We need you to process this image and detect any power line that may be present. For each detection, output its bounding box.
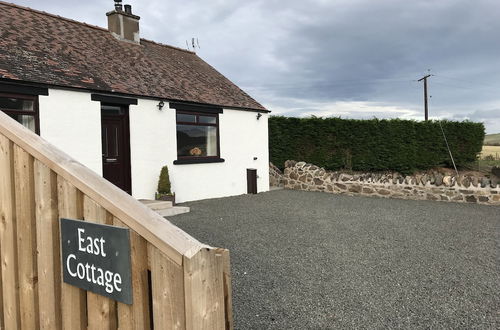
[434,74,498,90]
[243,78,414,90]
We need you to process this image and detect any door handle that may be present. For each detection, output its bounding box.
[106,158,118,163]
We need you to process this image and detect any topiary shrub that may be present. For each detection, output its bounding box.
[157,165,171,194]
[156,165,173,200]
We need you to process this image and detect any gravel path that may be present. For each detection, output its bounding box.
[170,190,500,329]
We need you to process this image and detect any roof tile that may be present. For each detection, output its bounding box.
[0,1,266,111]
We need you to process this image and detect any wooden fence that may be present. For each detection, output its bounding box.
[0,111,233,329]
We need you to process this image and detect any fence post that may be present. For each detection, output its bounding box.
[184,248,225,329]
[148,244,186,329]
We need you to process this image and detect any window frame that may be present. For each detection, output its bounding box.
[174,110,224,164]
[0,92,40,134]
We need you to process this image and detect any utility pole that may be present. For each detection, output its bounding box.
[418,74,432,121]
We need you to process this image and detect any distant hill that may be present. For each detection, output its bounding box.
[484,133,500,146]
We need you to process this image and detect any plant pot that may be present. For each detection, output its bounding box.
[156,193,175,205]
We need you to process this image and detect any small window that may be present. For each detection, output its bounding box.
[0,93,39,134]
[101,104,125,115]
[176,111,221,161]
[199,115,217,124]
[176,113,196,123]
[0,97,34,110]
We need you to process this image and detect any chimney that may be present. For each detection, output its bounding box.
[107,1,141,44]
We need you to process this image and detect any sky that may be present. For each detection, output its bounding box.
[10,0,500,133]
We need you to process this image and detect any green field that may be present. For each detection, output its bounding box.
[484,133,500,146]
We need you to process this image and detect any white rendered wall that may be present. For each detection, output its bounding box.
[168,109,270,203]
[128,99,176,199]
[38,89,270,203]
[39,89,102,174]
[130,102,270,202]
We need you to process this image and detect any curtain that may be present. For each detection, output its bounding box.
[206,126,217,156]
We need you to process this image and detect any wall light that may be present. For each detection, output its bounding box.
[157,101,165,110]
[256,113,262,120]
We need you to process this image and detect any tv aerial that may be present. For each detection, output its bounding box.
[186,38,201,51]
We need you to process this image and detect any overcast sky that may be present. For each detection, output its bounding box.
[12,0,500,133]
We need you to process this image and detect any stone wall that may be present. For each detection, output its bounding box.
[277,160,500,205]
[269,162,284,188]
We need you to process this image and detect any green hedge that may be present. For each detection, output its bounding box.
[269,116,484,174]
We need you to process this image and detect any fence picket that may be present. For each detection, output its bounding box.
[84,196,117,330]
[13,145,39,329]
[0,134,20,329]
[218,249,234,330]
[0,214,3,330]
[34,161,61,329]
[57,177,87,330]
[113,218,151,330]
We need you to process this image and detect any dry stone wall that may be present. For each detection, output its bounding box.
[269,162,284,188]
[273,160,500,206]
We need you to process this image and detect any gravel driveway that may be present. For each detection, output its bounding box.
[170,190,499,329]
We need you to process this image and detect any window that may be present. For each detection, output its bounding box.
[0,93,39,134]
[175,111,223,164]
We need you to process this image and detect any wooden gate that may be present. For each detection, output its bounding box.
[0,111,233,329]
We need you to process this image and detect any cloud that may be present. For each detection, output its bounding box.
[10,0,500,133]
[465,109,500,120]
[450,108,500,133]
[270,99,419,119]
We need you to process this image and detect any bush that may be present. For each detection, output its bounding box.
[269,116,484,174]
[157,166,171,194]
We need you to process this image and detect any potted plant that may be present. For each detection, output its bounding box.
[155,165,175,204]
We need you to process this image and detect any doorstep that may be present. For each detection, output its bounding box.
[139,199,190,217]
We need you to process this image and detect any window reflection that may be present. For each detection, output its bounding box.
[176,112,219,158]
[0,94,38,134]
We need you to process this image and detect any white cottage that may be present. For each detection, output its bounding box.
[0,1,270,203]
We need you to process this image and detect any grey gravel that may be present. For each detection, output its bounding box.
[170,190,500,330]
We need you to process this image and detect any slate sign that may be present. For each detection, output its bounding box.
[60,218,133,304]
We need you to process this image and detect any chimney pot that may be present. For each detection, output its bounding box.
[114,0,123,11]
[124,5,132,14]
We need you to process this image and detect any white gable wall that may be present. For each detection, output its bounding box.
[36,89,269,203]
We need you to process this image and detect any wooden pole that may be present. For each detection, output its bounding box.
[418,74,432,121]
